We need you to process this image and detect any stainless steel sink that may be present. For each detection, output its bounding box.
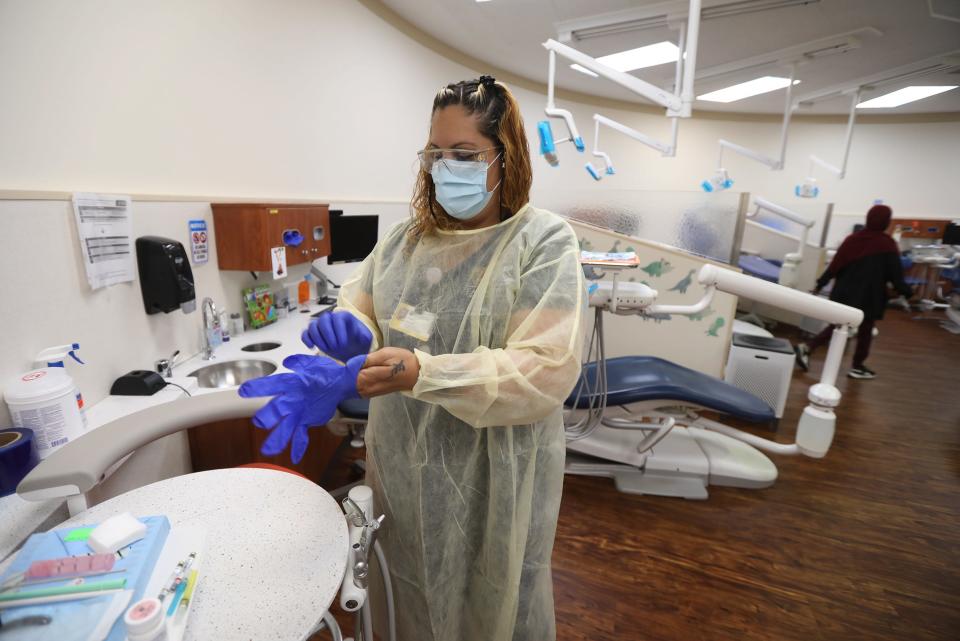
[241,341,282,352]
[188,359,276,389]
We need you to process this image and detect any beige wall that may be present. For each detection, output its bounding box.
[0,0,957,219]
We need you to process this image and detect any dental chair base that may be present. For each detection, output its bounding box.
[565,406,777,500]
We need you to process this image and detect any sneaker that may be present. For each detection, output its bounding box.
[794,343,810,371]
[848,366,876,379]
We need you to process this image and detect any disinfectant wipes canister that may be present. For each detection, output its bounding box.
[4,343,87,459]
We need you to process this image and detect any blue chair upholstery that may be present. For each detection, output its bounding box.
[901,256,926,287]
[737,255,781,283]
[566,356,775,424]
[338,398,369,420]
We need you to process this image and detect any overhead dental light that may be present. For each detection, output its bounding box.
[856,85,958,109]
[698,76,800,103]
[701,168,733,192]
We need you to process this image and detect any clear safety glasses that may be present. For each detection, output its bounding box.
[417,147,501,173]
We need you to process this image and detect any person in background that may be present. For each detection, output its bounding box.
[794,204,912,379]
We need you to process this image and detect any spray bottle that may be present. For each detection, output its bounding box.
[3,343,88,459]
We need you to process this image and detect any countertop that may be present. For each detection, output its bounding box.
[0,301,333,562]
[0,468,349,641]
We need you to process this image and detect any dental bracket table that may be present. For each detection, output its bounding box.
[0,468,349,641]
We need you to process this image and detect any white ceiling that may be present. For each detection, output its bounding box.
[379,0,960,115]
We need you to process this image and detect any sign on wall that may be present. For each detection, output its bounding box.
[189,219,209,264]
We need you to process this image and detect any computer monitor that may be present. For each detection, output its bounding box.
[943,221,960,246]
[328,214,379,264]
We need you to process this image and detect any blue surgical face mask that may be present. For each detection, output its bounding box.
[431,153,502,221]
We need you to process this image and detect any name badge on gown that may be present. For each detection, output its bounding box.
[388,303,437,342]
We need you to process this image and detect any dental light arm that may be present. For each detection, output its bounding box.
[587,114,678,180]
[544,39,684,114]
[695,265,861,457]
[539,0,702,172]
[582,19,686,181]
[717,139,781,171]
[599,265,861,458]
[705,65,797,191]
[796,88,860,197]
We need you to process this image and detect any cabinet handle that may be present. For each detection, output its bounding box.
[302,249,309,256]
[311,247,318,254]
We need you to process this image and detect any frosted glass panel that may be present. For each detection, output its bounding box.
[747,196,831,246]
[539,189,743,264]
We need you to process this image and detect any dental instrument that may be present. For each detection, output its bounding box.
[339,486,396,641]
[565,261,862,499]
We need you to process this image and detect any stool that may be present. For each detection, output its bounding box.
[334,398,369,449]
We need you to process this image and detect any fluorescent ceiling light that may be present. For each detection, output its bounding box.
[698,76,800,103]
[561,0,822,41]
[856,85,958,108]
[570,63,599,78]
[595,41,679,72]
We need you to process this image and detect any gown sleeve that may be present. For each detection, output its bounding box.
[336,236,390,353]
[410,219,586,428]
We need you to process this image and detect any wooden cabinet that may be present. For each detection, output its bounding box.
[187,417,347,484]
[211,203,331,272]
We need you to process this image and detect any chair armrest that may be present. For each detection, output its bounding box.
[17,390,263,501]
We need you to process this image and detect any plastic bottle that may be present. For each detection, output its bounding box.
[298,274,313,305]
[230,312,244,336]
[218,311,230,342]
[3,343,87,459]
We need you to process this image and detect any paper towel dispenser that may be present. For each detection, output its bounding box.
[136,236,197,314]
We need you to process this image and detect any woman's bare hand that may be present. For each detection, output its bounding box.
[356,347,420,398]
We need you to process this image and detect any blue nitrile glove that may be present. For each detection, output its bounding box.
[302,311,373,362]
[238,353,366,463]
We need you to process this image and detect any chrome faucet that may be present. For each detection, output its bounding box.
[201,297,220,360]
[155,349,180,378]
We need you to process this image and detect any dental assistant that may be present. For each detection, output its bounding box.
[325,76,583,640]
[240,76,586,639]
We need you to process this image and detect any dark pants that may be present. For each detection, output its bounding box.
[808,318,875,369]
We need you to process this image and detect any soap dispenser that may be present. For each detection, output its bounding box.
[136,236,197,314]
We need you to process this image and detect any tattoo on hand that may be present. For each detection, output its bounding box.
[389,361,406,379]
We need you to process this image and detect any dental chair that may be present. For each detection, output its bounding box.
[564,262,863,499]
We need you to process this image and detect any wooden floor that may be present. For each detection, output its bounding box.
[319,311,959,641]
[553,312,960,641]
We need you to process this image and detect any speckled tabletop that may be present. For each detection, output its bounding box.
[2,468,349,641]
